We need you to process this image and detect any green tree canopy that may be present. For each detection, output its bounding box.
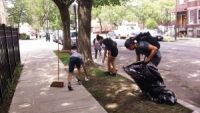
[7,0,61,30]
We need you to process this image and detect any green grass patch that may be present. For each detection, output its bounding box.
[54,50,70,65]
[0,65,23,113]
[55,51,191,113]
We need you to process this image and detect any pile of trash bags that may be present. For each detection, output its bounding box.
[123,61,177,105]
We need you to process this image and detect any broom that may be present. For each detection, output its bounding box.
[50,30,64,88]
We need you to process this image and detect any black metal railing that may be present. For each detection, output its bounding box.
[0,24,21,103]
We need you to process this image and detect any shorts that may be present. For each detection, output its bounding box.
[110,48,118,57]
[68,57,83,73]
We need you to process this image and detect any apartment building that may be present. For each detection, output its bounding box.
[176,0,200,37]
[0,0,7,24]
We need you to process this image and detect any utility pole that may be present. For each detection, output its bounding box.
[73,0,78,48]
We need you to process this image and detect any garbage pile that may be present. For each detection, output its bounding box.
[123,61,177,105]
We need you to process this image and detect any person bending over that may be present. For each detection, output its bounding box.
[101,38,118,76]
[67,51,89,91]
[124,38,161,67]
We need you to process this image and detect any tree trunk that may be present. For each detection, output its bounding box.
[98,17,102,33]
[78,0,93,63]
[52,0,73,50]
[60,8,71,50]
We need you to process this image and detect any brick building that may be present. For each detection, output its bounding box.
[0,0,7,24]
[176,0,200,37]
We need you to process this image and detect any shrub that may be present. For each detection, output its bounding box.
[146,19,158,29]
[19,33,30,40]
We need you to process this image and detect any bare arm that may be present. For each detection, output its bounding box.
[146,44,158,63]
[82,63,88,76]
[136,54,140,62]
[135,49,140,62]
[102,48,107,63]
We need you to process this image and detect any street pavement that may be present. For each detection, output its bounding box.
[9,39,107,113]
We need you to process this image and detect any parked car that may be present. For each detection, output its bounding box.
[53,30,77,48]
[52,30,62,43]
[148,30,164,41]
[70,30,77,48]
[140,29,164,41]
[106,31,117,39]
[115,25,140,39]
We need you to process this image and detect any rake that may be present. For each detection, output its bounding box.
[50,30,64,88]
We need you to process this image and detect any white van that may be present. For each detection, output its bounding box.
[115,25,140,39]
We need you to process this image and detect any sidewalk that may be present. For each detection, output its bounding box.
[9,40,107,113]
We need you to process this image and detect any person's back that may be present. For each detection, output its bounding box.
[136,41,154,56]
[71,51,83,60]
[102,38,117,51]
[135,32,160,49]
[124,38,161,67]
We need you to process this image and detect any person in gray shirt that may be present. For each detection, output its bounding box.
[125,39,161,67]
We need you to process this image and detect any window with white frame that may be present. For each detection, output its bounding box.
[179,0,184,4]
[188,10,195,24]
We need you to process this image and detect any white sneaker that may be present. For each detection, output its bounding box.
[85,76,89,81]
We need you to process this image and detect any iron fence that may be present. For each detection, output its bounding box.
[0,24,20,103]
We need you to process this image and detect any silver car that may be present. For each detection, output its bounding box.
[55,30,77,48]
[70,30,77,48]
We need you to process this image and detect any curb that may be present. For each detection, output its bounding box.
[178,100,200,113]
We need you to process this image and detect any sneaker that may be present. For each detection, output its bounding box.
[68,85,73,91]
[85,76,89,81]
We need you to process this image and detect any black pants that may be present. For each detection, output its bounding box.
[94,48,101,59]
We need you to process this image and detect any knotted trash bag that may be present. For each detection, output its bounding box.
[123,61,177,105]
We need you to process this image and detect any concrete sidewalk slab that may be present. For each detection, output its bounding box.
[9,40,107,113]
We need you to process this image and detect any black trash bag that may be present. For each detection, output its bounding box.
[123,61,177,105]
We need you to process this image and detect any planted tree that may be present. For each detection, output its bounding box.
[52,0,74,50]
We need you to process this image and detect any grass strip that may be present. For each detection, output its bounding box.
[0,65,23,113]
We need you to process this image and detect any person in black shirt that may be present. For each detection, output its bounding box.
[125,39,161,67]
[101,38,118,75]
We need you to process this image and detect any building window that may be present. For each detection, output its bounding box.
[188,30,193,37]
[179,0,184,4]
[197,30,200,37]
[188,10,195,24]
